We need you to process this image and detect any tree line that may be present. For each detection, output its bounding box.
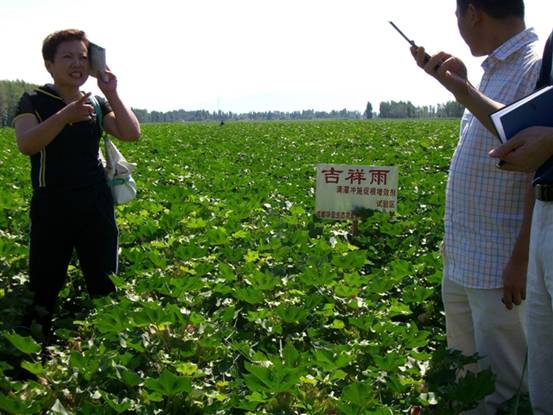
[0,80,464,127]
[377,100,465,119]
[129,100,464,123]
[0,80,38,127]
[131,108,364,123]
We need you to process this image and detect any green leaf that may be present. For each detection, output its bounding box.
[132,302,175,327]
[275,304,310,324]
[335,401,358,415]
[282,343,302,368]
[234,287,265,305]
[70,351,100,381]
[332,250,367,269]
[330,319,345,329]
[334,283,359,298]
[0,362,12,375]
[175,362,200,377]
[244,250,260,263]
[387,299,412,317]
[3,331,41,355]
[101,392,132,413]
[247,272,280,291]
[349,315,375,332]
[121,370,141,387]
[93,309,128,333]
[341,382,374,407]
[20,361,46,376]
[0,393,29,415]
[244,361,303,394]
[331,369,348,381]
[243,370,270,393]
[185,217,207,229]
[144,369,192,397]
[449,370,496,404]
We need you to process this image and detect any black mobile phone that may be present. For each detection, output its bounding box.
[389,21,431,64]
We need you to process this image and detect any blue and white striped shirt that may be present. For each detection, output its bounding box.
[443,28,542,289]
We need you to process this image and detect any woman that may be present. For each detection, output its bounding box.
[13,29,140,342]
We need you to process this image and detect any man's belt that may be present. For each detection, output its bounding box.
[535,183,553,201]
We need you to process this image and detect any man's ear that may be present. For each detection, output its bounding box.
[466,3,482,26]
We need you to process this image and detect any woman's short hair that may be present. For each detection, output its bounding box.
[42,29,89,62]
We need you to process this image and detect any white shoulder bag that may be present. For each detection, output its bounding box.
[91,95,137,205]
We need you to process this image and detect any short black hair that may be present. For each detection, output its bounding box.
[42,29,89,62]
[457,0,525,19]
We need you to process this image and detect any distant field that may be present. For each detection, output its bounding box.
[0,120,475,414]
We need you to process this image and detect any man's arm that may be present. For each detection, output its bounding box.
[502,184,534,309]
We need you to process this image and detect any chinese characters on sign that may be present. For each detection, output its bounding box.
[315,164,399,220]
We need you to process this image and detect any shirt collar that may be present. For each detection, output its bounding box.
[481,28,538,71]
[36,84,64,102]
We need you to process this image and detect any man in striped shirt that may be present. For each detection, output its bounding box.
[430,30,553,415]
[411,0,541,413]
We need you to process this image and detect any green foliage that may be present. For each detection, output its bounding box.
[0,120,494,413]
[424,347,496,414]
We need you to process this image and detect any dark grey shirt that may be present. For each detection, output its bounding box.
[533,31,553,186]
[15,85,112,190]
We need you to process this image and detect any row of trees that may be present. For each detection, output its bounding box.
[131,100,464,124]
[376,100,465,119]
[132,108,363,123]
[0,80,464,127]
[0,80,38,127]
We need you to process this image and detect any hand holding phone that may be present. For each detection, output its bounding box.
[389,21,431,64]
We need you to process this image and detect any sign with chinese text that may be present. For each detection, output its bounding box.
[315,164,398,220]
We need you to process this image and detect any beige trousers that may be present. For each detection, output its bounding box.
[527,200,553,415]
[441,277,528,414]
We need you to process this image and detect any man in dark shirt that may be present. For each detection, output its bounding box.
[488,30,553,415]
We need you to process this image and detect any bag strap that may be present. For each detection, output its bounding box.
[88,95,105,137]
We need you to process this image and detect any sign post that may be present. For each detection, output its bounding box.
[352,217,359,236]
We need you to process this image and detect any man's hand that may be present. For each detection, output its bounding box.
[489,126,553,172]
[411,46,471,101]
[501,257,527,310]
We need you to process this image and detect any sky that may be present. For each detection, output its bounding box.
[1,0,551,114]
